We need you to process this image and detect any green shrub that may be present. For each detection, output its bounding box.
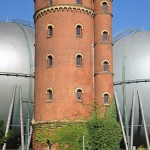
[0,119,14,148]
[86,101,122,150]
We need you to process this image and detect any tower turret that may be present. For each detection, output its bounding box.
[94,0,113,106]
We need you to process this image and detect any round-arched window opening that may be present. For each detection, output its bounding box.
[47,55,53,67]
[47,89,53,100]
[76,25,82,37]
[102,2,108,12]
[76,89,83,100]
[76,55,82,66]
[104,93,109,104]
[103,61,109,72]
[102,31,109,42]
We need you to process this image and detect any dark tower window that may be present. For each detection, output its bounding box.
[77,0,82,4]
[50,0,52,6]
[48,25,53,37]
[76,55,82,66]
[76,25,82,37]
[104,93,109,104]
[102,2,108,12]
[102,31,109,42]
[47,89,53,100]
[47,55,53,67]
[76,89,83,100]
[103,61,109,71]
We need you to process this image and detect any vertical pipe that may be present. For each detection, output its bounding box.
[26,125,33,150]
[83,136,85,150]
[20,86,25,150]
[115,92,128,150]
[130,90,135,150]
[91,44,95,99]
[2,85,17,150]
[137,90,150,150]
[25,118,30,149]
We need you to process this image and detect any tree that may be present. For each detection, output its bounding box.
[86,101,122,150]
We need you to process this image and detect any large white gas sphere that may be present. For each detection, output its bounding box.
[113,30,150,146]
[0,21,34,148]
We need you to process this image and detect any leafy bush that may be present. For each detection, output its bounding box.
[86,101,122,150]
[0,119,14,148]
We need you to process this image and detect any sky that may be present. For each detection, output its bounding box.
[0,0,150,35]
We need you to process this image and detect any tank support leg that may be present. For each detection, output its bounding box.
[26,124,33,150]
[115,92,129,150]
[130,90,135,150]
[20,86,25,150]
[2,85,17,150]
[137,90,150,150]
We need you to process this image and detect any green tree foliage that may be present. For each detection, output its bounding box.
[86,101,122,150]
[0,119,14,148]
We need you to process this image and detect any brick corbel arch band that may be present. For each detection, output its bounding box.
[34,4,94,21]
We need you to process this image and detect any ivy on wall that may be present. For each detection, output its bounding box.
[34,122,87,150]
[34,101,122,150]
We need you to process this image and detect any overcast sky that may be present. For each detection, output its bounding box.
[0,0,150,34]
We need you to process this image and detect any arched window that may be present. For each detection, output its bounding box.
[47,25,53,37]
[103,61,109,72]
[102,2,108,12]
[76,55,82,66]
[76,25,82,37]
[77,0,82,4]
[47,89,53,100]
[50,0,52,6]
[102,31,109,42]
[47,55,53,67]
[76,89,83,100]
[104,93,109,104]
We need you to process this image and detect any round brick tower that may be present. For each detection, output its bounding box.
[34,0,94,122]
[94,0,113,106]
[33,0,113,149]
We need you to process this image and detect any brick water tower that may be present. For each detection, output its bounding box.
[33,0,113,148]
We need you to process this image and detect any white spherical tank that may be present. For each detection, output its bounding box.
[113,30,150,146]
[0,21,34,148]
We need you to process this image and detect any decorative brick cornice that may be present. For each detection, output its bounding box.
[94,42,113,46]
[94,12,113,17]
[34,4,94,21]
[32,120,86,127]
[94,72,114,76]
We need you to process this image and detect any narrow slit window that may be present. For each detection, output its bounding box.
[102,2,108,12]
[77,89,83,100]
[76,55,82,66]
[104,94,109,104]
[47,89,52,100]
[48,55,53,67]
[103,61,109,71]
